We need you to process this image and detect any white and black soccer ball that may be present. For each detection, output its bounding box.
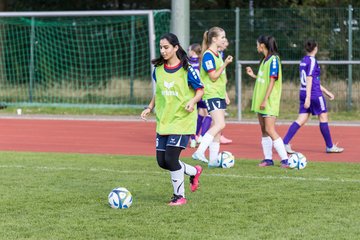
[288,152,307,170]
[108,187,133,209]
[218,151,235,168]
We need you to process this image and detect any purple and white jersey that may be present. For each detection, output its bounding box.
[299,56,322,98]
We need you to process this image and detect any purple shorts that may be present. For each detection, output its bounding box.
[299,93,327,115]
[197,99,207,109]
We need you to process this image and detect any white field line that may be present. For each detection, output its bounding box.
[1,164,360,184]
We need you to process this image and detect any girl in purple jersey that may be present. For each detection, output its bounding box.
[283,39,344,153]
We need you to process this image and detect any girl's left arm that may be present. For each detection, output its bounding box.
[320,85,334,100]
[260,77,276,110]
[260,57,279,110]
[185,66,204,112]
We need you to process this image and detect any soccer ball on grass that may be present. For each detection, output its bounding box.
[108,187,133,209]
[288,152,307,170]
[218,151,235,168]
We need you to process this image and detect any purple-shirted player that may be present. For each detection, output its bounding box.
[283,39,344,153]
[188,43,212,148]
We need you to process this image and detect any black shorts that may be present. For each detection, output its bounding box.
[156,134,190,151]
[205,98,227,112]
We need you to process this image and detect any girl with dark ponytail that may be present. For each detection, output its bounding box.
[141,33,205,206]
[151,33,189,70]
[256,35,279,63]
[246,35,289,168]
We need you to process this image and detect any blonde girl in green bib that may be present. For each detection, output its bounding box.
[192,27,233,167]
[246,35,289,168]
[141,33,204,206]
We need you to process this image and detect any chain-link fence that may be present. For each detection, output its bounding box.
[190,6,360,114]
[0,7,359,113]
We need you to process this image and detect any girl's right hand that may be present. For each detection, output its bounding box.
[225,93,231,105]
[246,67,254,77]
[140,109,151,121]
[225,55,233,65]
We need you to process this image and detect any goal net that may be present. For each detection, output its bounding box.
[0,10,170,108]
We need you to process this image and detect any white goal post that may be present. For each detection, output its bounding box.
[0,10,170,107]
[0,10,157,77]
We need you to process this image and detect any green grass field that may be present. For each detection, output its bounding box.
[1,151,360,240]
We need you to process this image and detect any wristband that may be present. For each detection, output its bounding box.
[144,106,153,110]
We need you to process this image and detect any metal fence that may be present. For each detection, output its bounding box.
[0,7,359,114]
[190,6,360,113]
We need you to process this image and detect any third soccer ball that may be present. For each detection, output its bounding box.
[218,151,235,168]
[288,152,307,170]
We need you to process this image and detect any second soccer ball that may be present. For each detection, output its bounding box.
[218,151,235,168]
[288,152,307,170]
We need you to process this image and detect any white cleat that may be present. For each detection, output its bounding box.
[208,160,221,168]
[326,144,344,153]
[192,152,209,163]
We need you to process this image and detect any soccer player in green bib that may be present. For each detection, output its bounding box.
[141,33,204,206]
[192,27,233,167]
[246,35,289,168]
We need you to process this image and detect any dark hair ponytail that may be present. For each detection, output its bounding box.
[304,39,317,53]
[151,33,189,70]
[257,35,279,62]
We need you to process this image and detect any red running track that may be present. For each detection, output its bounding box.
[0,118,358,163]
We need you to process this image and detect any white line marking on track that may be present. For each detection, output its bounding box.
[1,114,360,126]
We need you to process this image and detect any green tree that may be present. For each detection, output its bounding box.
[0,0,358,11]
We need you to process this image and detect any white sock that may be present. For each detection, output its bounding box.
[170,167,185,197]
[179,160,196,176]
[273,137,288,160]
[196,132,214,155]
[209,141,220,163]
[262,136,273,160]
